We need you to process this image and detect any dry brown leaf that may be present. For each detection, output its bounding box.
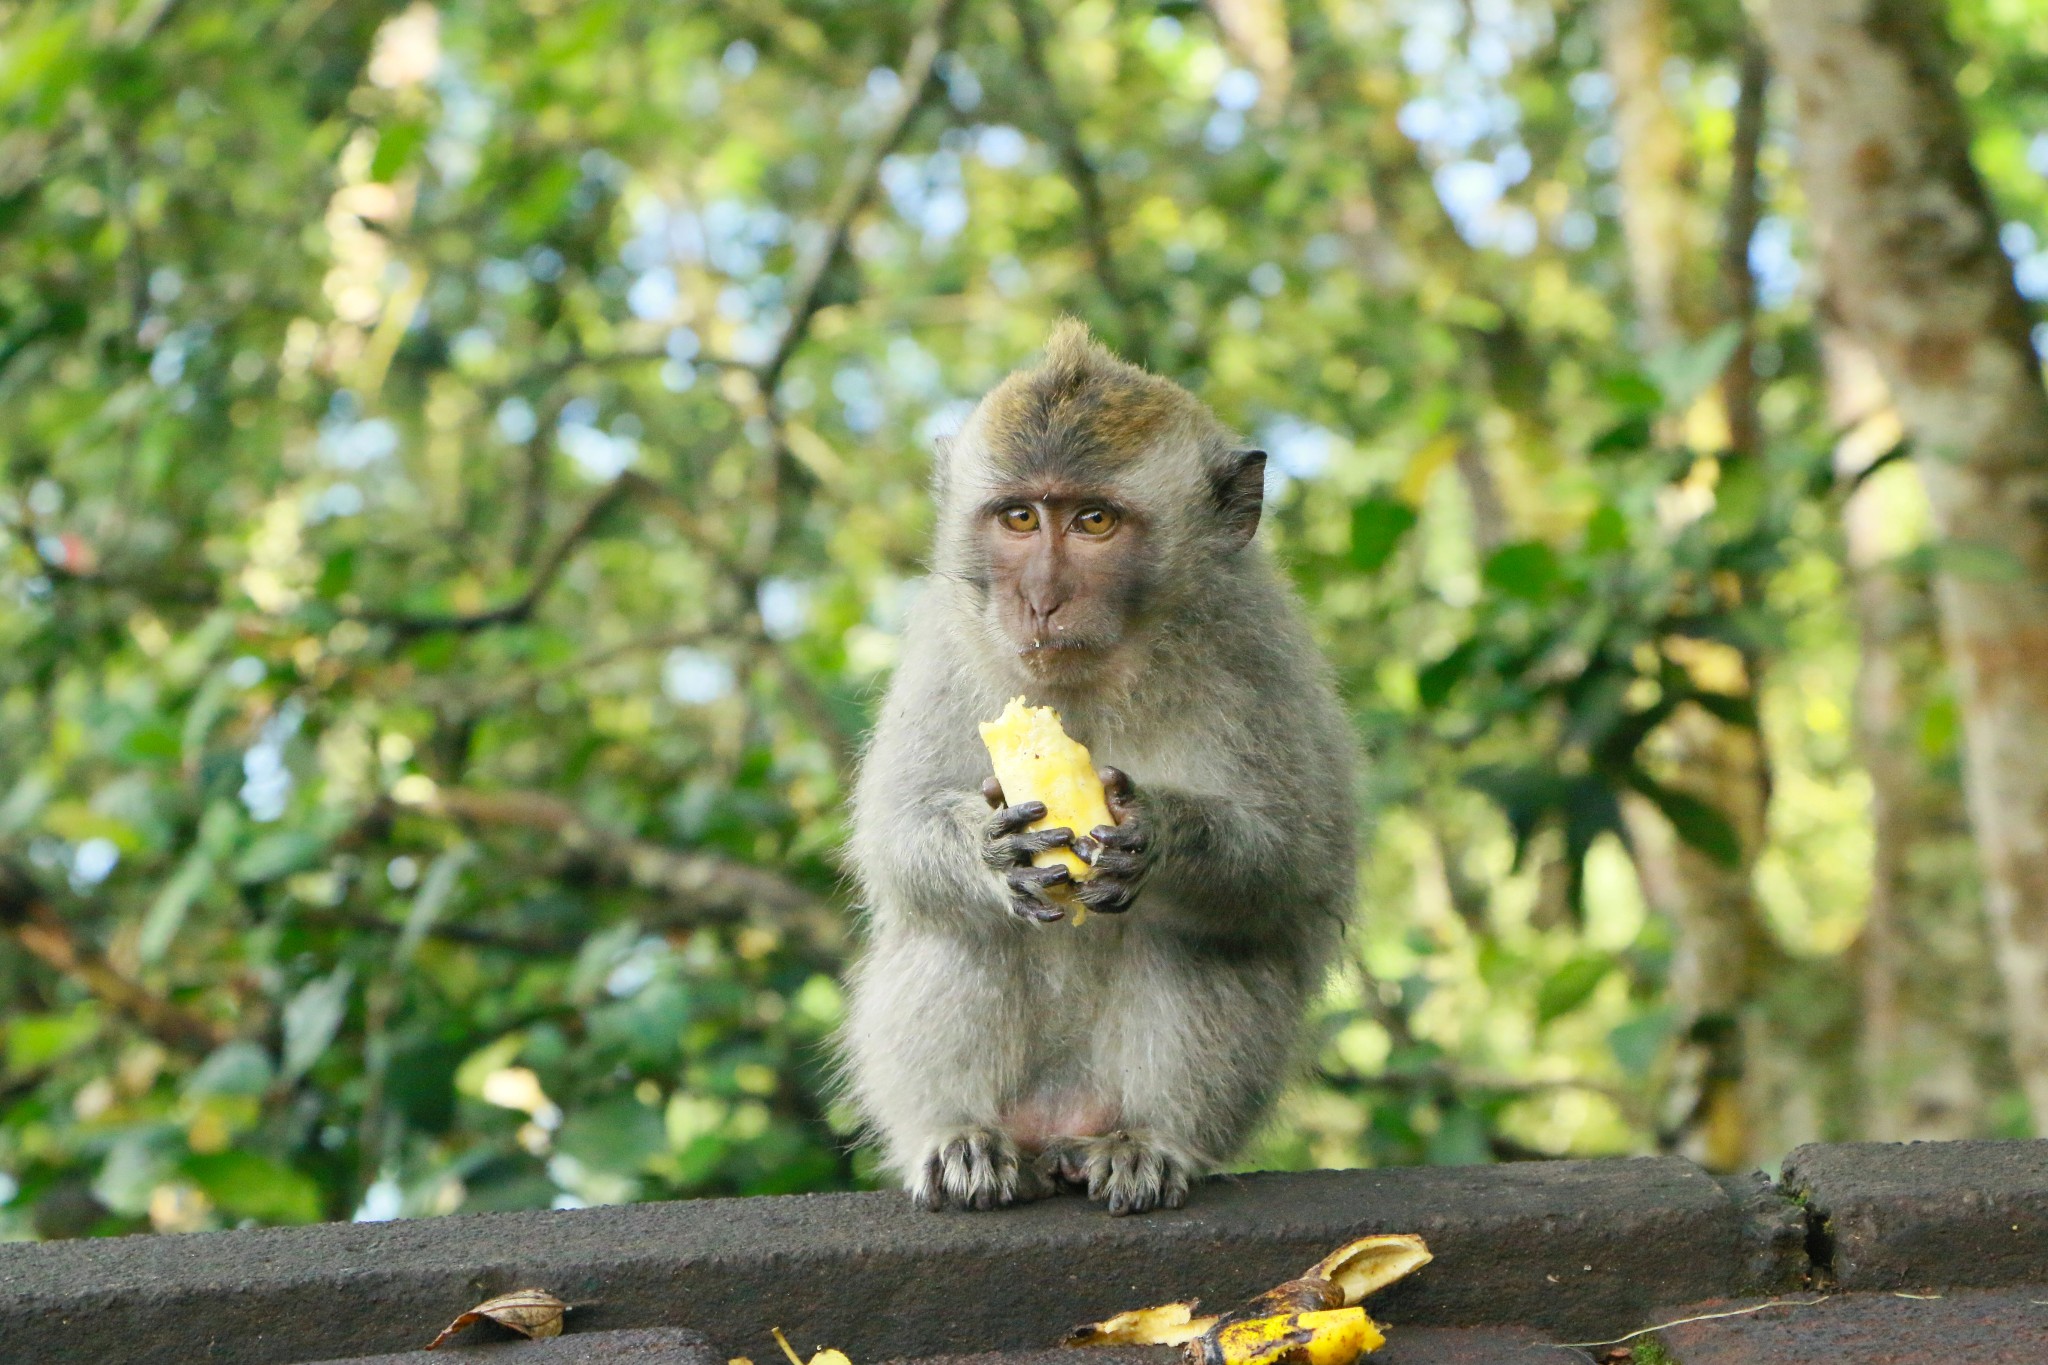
[425,1288,569,1350]
[1062,1300,1219,1347]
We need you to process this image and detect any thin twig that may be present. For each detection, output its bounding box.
[1552,1296,1832,1350]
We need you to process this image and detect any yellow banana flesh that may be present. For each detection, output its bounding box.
[978,696,1115,925]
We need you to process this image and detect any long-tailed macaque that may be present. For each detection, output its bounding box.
[841,322,1355,1214]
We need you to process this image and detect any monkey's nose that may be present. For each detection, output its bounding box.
[1026,600,1068,639]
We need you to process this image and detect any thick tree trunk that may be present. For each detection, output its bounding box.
[1761,0,2048,1128]
[1603,0,1789,1168]
[1828,331,2009,1139]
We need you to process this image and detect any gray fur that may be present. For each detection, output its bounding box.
[839,325,1356,1214]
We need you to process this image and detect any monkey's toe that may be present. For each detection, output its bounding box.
[1072,1130,1194,1216]
[910,1127,1039,1211]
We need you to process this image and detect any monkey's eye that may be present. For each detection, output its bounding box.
[998,504,1041,533]
[1070,506,1119,536]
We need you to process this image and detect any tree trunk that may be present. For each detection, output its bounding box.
[1760,0,2048,1128]
[1828,330,2009,1139]
[1603,0,1789,1168]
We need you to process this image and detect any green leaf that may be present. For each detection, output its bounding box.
[1584,503,1630,555]
[1417,638,1479,709]
[557,1097,667,1175]
[1631,776,1744,869]
[281,967,353,1083]
[1482,541,1560,602]
[184,1151,323,1224]
[232,830,324,884]
[5,1003,100,1073]
[185,1041,275,1099]
[370,120,427,180]
[1610,1009,1675,1078]
[1348,494,1418,573]
[1645,324,1741,411]
[1589,414,1653,456]
[139,848,213,965]
[1597,370,1664,413]
[397,845,473,961]
[1538,953,1613,1025]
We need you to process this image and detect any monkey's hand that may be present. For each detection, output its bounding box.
[1072,767,1152,915]
[980,777,1075,923]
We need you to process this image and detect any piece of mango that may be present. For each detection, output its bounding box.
[978,696,1115,925]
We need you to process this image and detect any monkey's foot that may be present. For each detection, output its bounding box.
[1041,1130,1194,1216]
[908,1126,1047,1211]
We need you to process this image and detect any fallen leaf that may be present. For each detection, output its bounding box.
[1062,1300,1219,1347]
[425,1288,569,1350]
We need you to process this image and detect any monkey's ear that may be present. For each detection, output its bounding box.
[1214,448,1267,549]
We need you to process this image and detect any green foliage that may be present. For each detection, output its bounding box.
[0,0,2035,1236]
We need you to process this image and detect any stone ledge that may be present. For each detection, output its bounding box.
[0,1157,1745,1364]
[1782,1138,2048,1291]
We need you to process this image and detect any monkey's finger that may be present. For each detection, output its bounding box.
[1079,846,1146,879]
[981,776,1006,809]
[1009,896,1065,923]
[1090,821,1149,853]
[987,800,1050,837]
[1009,863,1072,896]
[1074,877,1137,914]
[1098,767,1134,804]
[982,827,1074,871]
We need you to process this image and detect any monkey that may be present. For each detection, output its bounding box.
[839,321,1356,1215]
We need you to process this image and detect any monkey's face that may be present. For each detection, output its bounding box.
[982,488,1149,679]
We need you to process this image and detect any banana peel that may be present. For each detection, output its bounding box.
[1061,1300,1216,1347]
[1062,1233,1430,1365]
[1188,1309,1384,1365]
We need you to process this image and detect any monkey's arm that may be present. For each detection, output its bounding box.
[1077,769,1348,938]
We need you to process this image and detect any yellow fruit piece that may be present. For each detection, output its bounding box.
[1191,1308,1384,1365]
[978,696,1115,925]
[1304,1234,1434,1305]
[1062,1300,1219,1347]
[771,1328,850,1365]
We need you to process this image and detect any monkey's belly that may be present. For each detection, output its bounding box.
[999,1090,1120,1152]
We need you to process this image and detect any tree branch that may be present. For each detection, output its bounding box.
[1010,0,1146,352]
[360,471,693,638]
[392,785,843,947]
[0,859,229,1053]
[759,0,966,394]
[1717,34,1770,460]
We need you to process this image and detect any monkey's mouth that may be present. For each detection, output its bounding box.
[1015,635,1113,669]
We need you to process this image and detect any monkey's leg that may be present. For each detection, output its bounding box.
[842,927,1052,1211]
[1054,942,1300,1214]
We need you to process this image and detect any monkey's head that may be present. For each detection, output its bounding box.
[932,320,1266,685]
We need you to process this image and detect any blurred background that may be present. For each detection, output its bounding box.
[2,0,2045,1239]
